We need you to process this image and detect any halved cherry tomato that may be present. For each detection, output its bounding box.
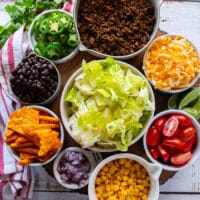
[182,135,197,152]
[178,126,196,142]
[157,144,170,162]
[163,116,179,137]
[146,127,161,146]
[162,138,184,151]
[170,151,192,166]
[154,116,168,132]
[171,114,192,127]
[149,147,160,160]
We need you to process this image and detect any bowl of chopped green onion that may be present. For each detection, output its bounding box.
[28,9,79,64]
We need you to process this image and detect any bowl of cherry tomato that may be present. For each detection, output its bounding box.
[143,109,200,171]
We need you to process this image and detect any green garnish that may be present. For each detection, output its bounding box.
[0,0,65,48]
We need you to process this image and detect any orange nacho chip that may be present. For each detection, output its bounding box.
[4,106,62,165]
[8,106,39,134]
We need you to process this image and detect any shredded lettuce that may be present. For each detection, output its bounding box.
[65,57,154,151]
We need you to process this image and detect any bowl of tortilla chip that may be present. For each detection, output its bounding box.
[4,105,64,166]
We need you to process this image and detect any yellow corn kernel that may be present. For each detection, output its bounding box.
[95,158,150,200]
[121,181,128,187]
[122,176,128,181]
[106,185,111,192]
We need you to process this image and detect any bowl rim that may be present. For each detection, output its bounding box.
[6,105,64,166]
[60,59,155,152]
[73,0,162,60]
[88,153,162,200]
[143,109,200,171]
[28,9,79,64]
[142,34,200,94]
[9,53,61,105]
[53,146,96,189]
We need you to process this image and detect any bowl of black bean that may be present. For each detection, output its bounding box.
[74,0,162,60]
[9,53,61,105]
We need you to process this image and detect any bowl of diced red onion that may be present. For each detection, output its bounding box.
[53,147,100,189]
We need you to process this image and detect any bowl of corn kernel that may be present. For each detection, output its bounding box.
[88,153,162,200]
[142,34,200,94]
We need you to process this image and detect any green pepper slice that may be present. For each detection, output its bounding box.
[39,18,49,34]
[42,42,62,60]
[46,18,64,35]
[67,18,76,33]
[59,13,71,29]
[67,33,78,48]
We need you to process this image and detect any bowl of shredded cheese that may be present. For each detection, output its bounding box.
[142,34,200,93]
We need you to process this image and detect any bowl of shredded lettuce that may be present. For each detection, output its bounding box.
[60,57,155,152]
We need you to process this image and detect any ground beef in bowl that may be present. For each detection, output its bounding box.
[77,0,155,56]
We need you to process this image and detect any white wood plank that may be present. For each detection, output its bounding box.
[32,192,88,200]
[160,156,200,192]
[160,1,200,52]
[32,192,200,200]
[159,194,200,200]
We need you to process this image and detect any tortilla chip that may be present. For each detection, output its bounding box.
[4,134,18,143]
[20,152,38,160]
[19,158,35,166]
[17,147,39,155]
[10,141,36,149]
[39,115,60,123]
[4,129,15,137]
[5,106,62,165]
[8,106,39,134]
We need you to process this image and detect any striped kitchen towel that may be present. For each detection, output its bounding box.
[0,26,34,200]
[0,1,74,199]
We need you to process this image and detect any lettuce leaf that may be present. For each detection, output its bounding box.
[65,57,154,151]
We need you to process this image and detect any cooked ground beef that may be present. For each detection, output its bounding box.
[77,0,155,56]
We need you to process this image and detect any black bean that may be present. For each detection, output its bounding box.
[10,54,58,103]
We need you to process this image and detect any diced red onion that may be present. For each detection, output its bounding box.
[57,150,91,186]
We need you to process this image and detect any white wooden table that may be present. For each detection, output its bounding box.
[1,1,200,199]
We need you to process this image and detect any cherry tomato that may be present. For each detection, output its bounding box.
[171,114,192,127]
[162,138,184,151]
[178,126,196,142]
[170,151,192,166]
[163,116,179,137]
[157,144,170,162]
[146,127,161,146]
[149,147,160,160]
[154,116,168,132]
[182,136,197,152]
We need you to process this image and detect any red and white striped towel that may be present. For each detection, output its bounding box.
[0,26,34,200]
[0,1,74,199]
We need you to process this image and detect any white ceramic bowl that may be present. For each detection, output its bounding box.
[60,59,155,152]
[53,147,101,189]
[143,34,200,94]
[88,153,162,200]
[28,9,79,64]
[73,0,162,60]
[6,105,64,166]
[9,53,61,105]
[143,109,200,171]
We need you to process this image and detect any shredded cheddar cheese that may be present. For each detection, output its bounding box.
[143,35,200,90]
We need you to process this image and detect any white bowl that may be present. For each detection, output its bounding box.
[73,0,163,60]
[143,34,200,94]
[88,153,162,200]
[143,109,200,171]
[28,9,79,64]
[6,105,64,166]
[60,59,155,152]
[53,147,102,189]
